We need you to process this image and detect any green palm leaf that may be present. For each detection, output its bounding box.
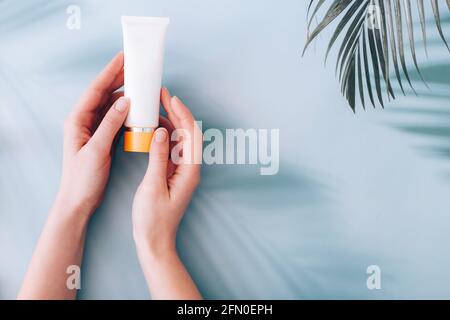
[303,0,450,112]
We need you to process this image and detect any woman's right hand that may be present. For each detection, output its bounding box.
[132,88,202,256]
[131,88,203,300]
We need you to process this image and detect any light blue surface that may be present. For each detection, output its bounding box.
[1,0,450,299]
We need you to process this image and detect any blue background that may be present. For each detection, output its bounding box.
[1,0,450,299]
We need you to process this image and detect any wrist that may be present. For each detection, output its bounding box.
[134,231,177,261]
[53,190,95,222]
[46,197,91,237]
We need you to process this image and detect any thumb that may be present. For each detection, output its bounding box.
[143,127,170,189]
[89,97,129,153]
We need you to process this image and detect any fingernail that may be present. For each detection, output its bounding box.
[163,86,170,95]
[114,97,129,112]
[172,96,181,104]
[155,129,167,142]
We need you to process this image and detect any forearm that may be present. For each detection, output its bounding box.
[135,240,202,300]
[18,195,91,300]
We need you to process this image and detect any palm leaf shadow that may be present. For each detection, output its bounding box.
[388,13,450,176]
[124,89,385,299]
[83,92,340,299]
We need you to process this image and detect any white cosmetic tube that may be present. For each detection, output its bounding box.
[121,16,169,152]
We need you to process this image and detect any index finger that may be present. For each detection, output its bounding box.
[166,95,202,194]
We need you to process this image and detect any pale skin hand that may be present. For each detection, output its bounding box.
[133,88,203,300]
[18,52,130,299]
[18,52,203,300]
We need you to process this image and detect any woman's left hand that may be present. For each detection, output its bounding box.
[58,52,129,217]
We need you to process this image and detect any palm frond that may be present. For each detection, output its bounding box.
[303,0,450,112]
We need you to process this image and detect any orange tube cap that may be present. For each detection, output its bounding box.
[124,131,153,153]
